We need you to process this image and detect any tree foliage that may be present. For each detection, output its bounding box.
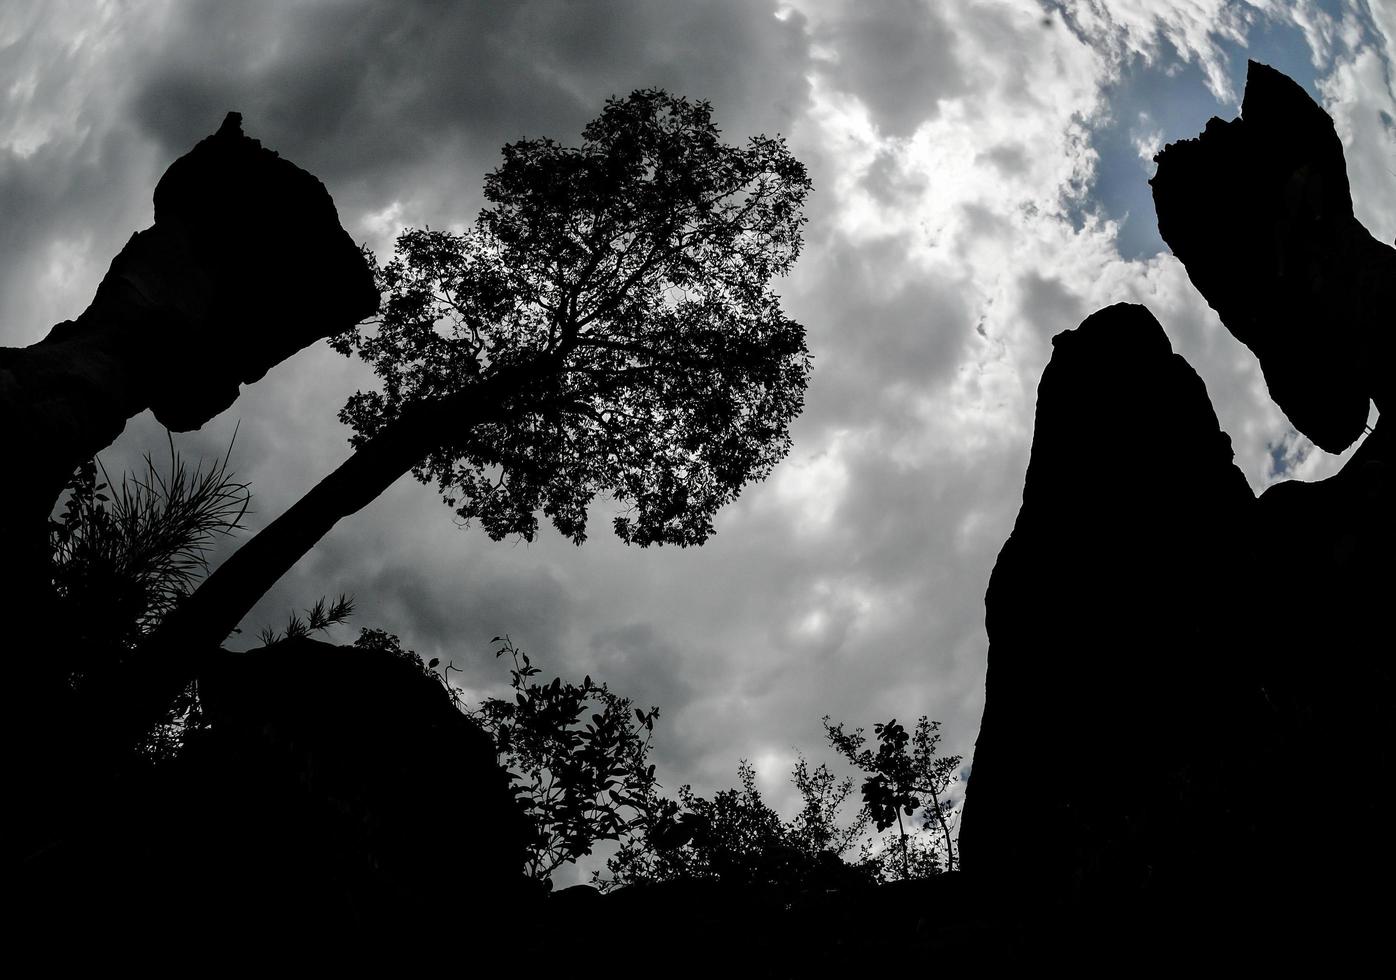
[49,443,249,657]
[601,754,876,892]
[470,637,661,885]
[101,90,811,755]
[255,594,356,647]
[331,89,813,547]
[598,714,964,890]
[45,442,249,759]
[824,715,962,878]
[788,753,872,860]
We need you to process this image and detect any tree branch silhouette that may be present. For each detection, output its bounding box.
[99,90,812,753]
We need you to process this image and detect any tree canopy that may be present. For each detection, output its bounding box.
[826,715,962,877]
[331,89,812,546]
[471,636,661,885]
[94,90,813,748]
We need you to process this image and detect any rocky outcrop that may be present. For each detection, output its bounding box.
[964,63,1396,957]
[0,120,537,961]
[19,637,533,954]
[960,304,1257,905]
[4,115,380,884]
[193,637,531,911]
[1151,60,1396,453]
[1154,60,1396,917]
[0,112,377,544]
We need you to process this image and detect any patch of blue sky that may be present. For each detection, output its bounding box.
[1266,425,1321,482]
[1268,436,1295,480]
[1075,7,1337,262]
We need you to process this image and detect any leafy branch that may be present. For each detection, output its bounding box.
[256,594,356,646]
[824,715,962,878]
[470,636,661,885]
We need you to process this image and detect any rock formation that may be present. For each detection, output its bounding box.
[964,62,1396,958]
[0,112,377,526]
[0,112,378,612]
[1152,62,1396,908]
[960,305,1258,909]
[20,637,532,954]
[195,636,531,906]
[5,115,378,860]
[1151,61,1395,453]
[5,119,530,958]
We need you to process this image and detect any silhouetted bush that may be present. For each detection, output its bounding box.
[826,715,962,878]
[470,636,661,885]
[601,757,876,892]
[50,442,248,655]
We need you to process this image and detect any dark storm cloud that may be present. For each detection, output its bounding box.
[785,231,975,435]
[587,623,694,711]
[582,622,702,775]
[813,0,966,137]
[1017,271,1087,342]
[130,0,812,224]
[361,560,575,673]
[0,127,156,344]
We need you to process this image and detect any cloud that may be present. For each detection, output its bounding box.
[811,0,966,137]
[128,0,813,234]
[1316,2,1396,242]
[0,3,168,342]
[1049,0,1258,104]
[5,1,1394,887]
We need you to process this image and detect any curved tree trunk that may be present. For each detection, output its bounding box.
[92,362,553,751]
[5,113,374,868]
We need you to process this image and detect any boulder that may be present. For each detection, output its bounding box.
[19,636,534,955]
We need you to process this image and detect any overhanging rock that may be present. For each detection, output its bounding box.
[0,112,378,534]
[1151,61,1395,454]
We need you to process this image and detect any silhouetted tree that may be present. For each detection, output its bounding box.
[471,637,661,885]
[788,752,872,860]
[50,443,248,654]
[47,445,250,760]
[254,594,355,647]
[602,756,873,891]
[825,715,962,878]
[115,89,812,749]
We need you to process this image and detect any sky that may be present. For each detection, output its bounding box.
[3,0,1394,883]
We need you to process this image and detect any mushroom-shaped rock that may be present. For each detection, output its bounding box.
[0,112,378,533]
[2,116,378,911]
[1151,61,1396,454]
